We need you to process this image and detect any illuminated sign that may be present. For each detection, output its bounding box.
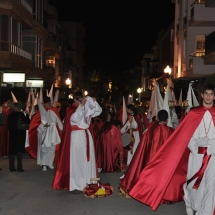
[26,80,44,87]
[3,73,25,82]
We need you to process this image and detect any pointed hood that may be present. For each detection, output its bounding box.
[37,98,53,124]
[191,88,199,107]
[39,87,43,103]
[148,79,163,122]
[122,96,128,125]
[53,89,59,106]
[48,84,54,105]
[11,91,18,103]
[25,91,31,112]
[162,84,173,127]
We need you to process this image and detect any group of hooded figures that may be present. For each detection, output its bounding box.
[1,83,215,215]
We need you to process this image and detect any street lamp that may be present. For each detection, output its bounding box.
[84,91,88,97]
[137,88,142,102]
[65,78,71,86]
[164,65,172,76]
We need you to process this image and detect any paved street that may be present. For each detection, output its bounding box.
[0,155,185,215]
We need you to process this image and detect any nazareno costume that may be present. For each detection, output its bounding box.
[129,106,215,214]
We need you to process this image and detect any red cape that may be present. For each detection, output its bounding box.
[94,122,123,172]
[134,113,144,139]
[93,117,104,141]
[52,104,77,190]
[129,106,215,211]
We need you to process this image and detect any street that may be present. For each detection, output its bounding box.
[0,155,185,215]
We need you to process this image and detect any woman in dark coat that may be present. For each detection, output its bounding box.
[8,103,30,172]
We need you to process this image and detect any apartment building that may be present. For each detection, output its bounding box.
[173,0,215,79]
[0,0,86,102]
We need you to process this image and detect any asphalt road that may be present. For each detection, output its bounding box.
[0,155,186,215]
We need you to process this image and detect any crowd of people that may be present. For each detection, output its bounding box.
[0,83,215,215]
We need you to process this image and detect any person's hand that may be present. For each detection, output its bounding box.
[44,123,50,127]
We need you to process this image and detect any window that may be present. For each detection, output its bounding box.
[196,35,205,56]
[0,15,9,51]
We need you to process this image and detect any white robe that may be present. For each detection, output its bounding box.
[184,110,215,215]
[121,116,140,165]
[37,109,63,166]
[69,98,102,191]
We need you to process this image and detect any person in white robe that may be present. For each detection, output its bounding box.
[37,97,63,171]
[121,104,140,166]
[70,92,102,193]
[184,84,215,215]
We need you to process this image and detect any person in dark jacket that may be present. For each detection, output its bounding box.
[8,102,30,172]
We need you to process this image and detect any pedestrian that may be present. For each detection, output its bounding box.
[121,104,140,166]
[52,92,102,194]
[37,97,63,171]
[120,109,174,196]
[129,84,215,215]
[8,102,30,172]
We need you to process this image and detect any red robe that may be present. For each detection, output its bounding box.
[92,117,104,141]
[129,106,215,211]
[134,113,144,139]
[52,104,77,190]
[120,122,174,194]
[94,122,123,172]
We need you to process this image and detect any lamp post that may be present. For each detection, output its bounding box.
[65,78,71,98]
[164,65,172,77]
[137,87,142,102]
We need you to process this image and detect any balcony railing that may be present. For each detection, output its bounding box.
[18,0,32,14]
[10,43,32,60]
[190,51,205,57]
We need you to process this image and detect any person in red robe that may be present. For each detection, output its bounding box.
[94,121,123,173]
[129,84,215,215]
[120,110,174,196]
[133,108,144,139]
[92,116,104,140]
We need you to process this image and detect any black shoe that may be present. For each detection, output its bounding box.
[10,169,17,172]
[18,169,24,172]
[72,189,82,194]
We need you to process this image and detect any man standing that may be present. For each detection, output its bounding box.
[52,92,102,193]
[129,84,215,215]
[120,110,174,196]
[37,97,63,171]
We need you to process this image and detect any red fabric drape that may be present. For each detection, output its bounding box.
[129,106,215,211]
[52,104,77,190]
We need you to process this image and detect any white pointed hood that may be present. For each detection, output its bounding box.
[37,98,53,124]
[162,84,173,127]
[11,91,18,103]
[48,84,54,105]
[39,87,43,103]
[122,96,127,125]
[53,89,59,106]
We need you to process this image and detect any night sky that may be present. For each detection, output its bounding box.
[56,0,175,72]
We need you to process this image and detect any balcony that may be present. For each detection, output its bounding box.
[10,44,32,60]
[202,31,215,64]
[189,2,215,27]
[205,0,215,7]
[18,0,32,14]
